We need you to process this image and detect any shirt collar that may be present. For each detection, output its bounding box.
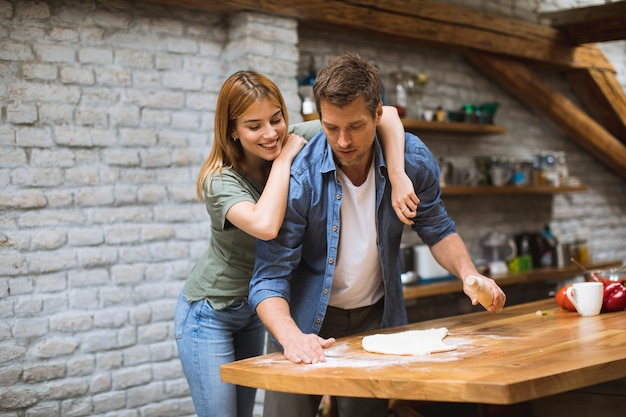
[319,134,387,175]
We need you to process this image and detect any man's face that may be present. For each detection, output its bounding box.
[320,96,382,171]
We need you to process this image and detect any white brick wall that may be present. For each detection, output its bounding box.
[0,0,625,416]
[0,1,298,416]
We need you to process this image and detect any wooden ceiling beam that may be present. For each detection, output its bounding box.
[539,1,626,44]
[141,0,626,180]
[565,69,626,143]
[465,50,626,181]
[144,0,614,71]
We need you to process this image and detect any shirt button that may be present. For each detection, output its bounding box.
[328,258,334,264]
[316,318,321,323]
[336,194,341,200]
[323,288,329,294]
[332,225,338,232]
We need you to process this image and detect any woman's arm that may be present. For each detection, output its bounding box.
[379,105,420,225]
[287,109,418,225]
[226,133,307,240]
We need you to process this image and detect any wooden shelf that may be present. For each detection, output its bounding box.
[401,119,506,134]
[402,260,623,300]
[442,185,588,195]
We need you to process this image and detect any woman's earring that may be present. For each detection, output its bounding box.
[232,137,239,142]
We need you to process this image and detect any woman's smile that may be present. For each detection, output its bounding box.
[259,138,280,150]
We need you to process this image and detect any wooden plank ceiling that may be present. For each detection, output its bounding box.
[144,0,626,181]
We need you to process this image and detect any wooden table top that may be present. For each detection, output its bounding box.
[221,299,626,404]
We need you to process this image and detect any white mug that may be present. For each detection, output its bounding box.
[566,282,603,317]
[490,166,512,186]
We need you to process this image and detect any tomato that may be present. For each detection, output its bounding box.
[555,285,576,312]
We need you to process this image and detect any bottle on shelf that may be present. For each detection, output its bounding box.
[554,151,569,186]
[435,106,445,122]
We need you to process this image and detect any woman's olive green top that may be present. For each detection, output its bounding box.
[184,120,322,309]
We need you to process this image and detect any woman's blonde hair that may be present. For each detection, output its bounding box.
[196,71,289,200]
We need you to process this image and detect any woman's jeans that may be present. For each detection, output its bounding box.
[174,289,265,417]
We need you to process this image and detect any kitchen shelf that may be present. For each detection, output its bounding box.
[401,119,506,134]
[403,260,623,300]
[442,185,588,195]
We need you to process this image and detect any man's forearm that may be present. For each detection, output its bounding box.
[256,297,301,346]
[430,233,478,280]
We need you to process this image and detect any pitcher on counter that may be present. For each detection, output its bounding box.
[249,53,507,417]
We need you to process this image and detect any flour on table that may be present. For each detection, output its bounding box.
[361,327,457,355]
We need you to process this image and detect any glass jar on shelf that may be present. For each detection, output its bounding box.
[535,151,559,187]
[512,158,533,187]
[554,151,569,186]
[389,71,428,119]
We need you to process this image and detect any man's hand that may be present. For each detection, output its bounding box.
[463,274,506,313]
[256,297,336,364]
[282,332,336,364]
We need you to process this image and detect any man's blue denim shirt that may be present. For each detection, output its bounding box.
[249,130,456,336]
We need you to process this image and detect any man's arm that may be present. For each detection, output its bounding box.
[429,233,507,313]
[256,297,335,364]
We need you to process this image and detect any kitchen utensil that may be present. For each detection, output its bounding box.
[465,275,493,309]
[490,165,512,186]
[571,257,588,274]
[473,156,492,185]
[515,232,549,268]
[478,102,500,124]
[566,282,603,316]
[481,232,517,262]
[481,232,517,274]
[584,267,626,285]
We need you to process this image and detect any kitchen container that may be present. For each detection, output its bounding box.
[584,267,626,285]
[413,245,454,281]
[400,244,418,285]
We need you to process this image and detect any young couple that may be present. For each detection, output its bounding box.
[175,53,507,417]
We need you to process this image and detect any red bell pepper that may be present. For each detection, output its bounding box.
[602,282,626,312]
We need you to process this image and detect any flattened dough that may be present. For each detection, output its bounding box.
[362,327,457,355]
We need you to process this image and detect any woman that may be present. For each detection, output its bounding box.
[174,70,417,417]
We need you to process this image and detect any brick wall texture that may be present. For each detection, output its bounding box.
[0,0,625,416]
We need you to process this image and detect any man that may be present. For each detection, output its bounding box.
[249,53,507,417]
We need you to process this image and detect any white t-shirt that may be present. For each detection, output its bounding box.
[330,160,384,309]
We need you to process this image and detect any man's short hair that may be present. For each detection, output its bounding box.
[313,53,382,119]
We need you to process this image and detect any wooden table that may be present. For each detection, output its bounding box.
[221,299,626,405]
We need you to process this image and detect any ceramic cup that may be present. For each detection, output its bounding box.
[490,166,512,186]
[566,282,603,317]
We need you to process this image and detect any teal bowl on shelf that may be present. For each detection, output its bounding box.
[479,102,500,124]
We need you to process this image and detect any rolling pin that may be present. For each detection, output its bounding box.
[465,275,494,309]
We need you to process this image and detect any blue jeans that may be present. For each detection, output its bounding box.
[175,289,265,417]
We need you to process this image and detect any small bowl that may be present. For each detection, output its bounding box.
[585,268,626,285]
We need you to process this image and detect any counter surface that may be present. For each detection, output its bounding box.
[220,299,626,404]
